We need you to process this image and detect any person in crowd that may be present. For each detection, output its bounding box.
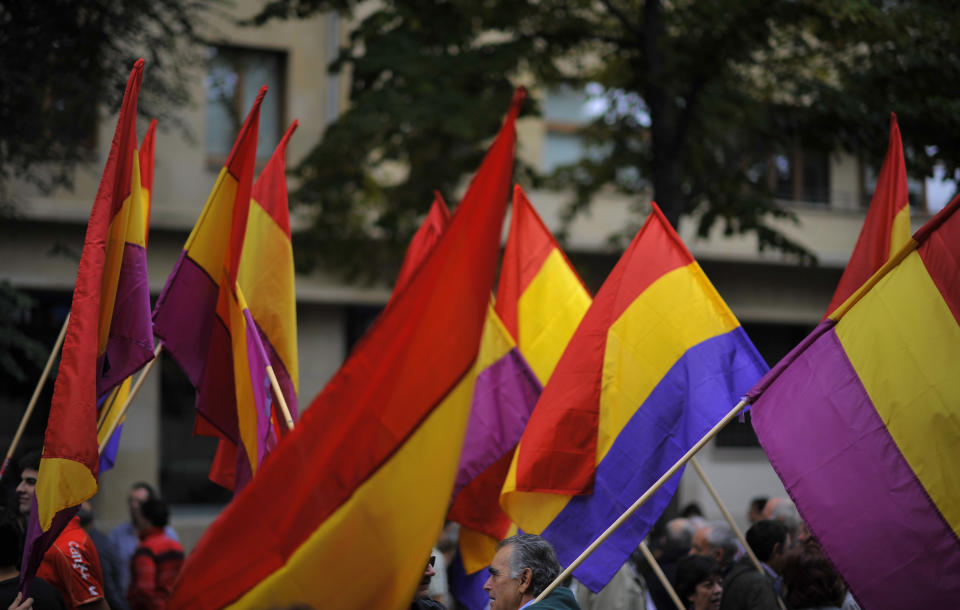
[646,517,694,610]
[15,451,107,610]
[411,554,446,610]
[747,498,768,525]
[0,506,65,609]
[109,483,178,596]
[126,496,183,610]
[675,555,722,610]
[719,520,788,610]
[761,498,808,546]
[77,502,127,610]
[690,522,740,575]
[681,503,704,519]
[483,534,579,609]
[779,539,845,610]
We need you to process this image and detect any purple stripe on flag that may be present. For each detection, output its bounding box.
[544,328,766,591]
[255,323,298,421]
[19,501,79,594]
[154,253,238,441]
[751,327,960,608]
[97,242,154,396]
[99,422,123,474]
[449,552,490,610]
[746,319,833,401]
[243,308,273,474]
[454,348,541,497]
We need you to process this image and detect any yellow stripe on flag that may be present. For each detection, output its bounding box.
[228,364,476,609]
[837,251,960,539]
[183,168,238,279]
[35,458,98,531]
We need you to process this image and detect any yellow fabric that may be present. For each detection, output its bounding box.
[837,251,960,539]
[228,359,476,609]
[597,262,739,459]
[222,282,261,473]
[141,188,151,237]
[97,378,131,446]
[889,204,912,259]
[36,458,97,531]
[459,527,501,575]
[238,200,299,392]
[478,301,517,368]
[97,154,145,353]
[517,249,591,385]
[183,168,238,279]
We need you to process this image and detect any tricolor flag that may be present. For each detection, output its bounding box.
[153,87,273,488]
[98,118,159,474]
[825,113,910,317]
[167,88,524,609]
[501,203,768,590]
[22,59,154,585]
[749,194,960,607]
[449,187,589,607]
[496,184,591,385]
[209,120,301,490]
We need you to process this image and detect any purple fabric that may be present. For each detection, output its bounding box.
[454,348,541,497]
[256,324,298,422]
[99,423,123,474]
[97,242,154,396]
[751,327,960,608]
[19,499,78,594]
[745,319,833,401]
[243,308,274,473]
[449,552,490,610]
[153,253,239,440]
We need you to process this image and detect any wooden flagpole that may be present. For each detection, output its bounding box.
[533,397,750,603]
[98,342,162,454]
[0,313,70,479]
[637,542,685,610]
[689,457,787,610]
[266,365,295,431]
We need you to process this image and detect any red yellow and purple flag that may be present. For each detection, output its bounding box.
[209,119,301,490]
[152,87,274,488]
[168,88,524,610]
[825,113,910,317]
[500,203,768,590]
[450,186,590,606]
[22,59,154,586]
[98,118,159,475]
[749,194,960,607]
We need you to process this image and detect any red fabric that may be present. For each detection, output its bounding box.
[251,120,297,238]
[515,203,691,494]
[127,528,184,610]
[918,193,960,326]
[43,60,143,476]
[496,185,587,339]
[825,114,909,317]
[36,517,105,609]
[448,450,514,539]
[168,88,524,610]
[224,86,266,284]
[393,191,451,297]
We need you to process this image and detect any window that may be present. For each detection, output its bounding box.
[770,146,831,205]
[862,163,957,214]
[542,84,610,173]
[205,46,286,164]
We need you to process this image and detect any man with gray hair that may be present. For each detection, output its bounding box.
[483,534,580,609]
[691,521,741,574]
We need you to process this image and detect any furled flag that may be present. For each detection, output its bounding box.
[153,87,274,489]
[98,118,159,475]
[22,59,154,587]
[393,191,451,297]
[825,113,910,317]
[167,88,524,610]
[449,186,591,607]
[500,202,769,590]
[749,194,960,608]
[209,119,302,490]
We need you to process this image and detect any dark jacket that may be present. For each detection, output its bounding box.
[719,558,780,610]
[529,586,581,609]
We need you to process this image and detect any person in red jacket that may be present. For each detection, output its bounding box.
[127,496,183,610]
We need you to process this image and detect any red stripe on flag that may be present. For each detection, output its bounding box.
[251,120,297,238]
